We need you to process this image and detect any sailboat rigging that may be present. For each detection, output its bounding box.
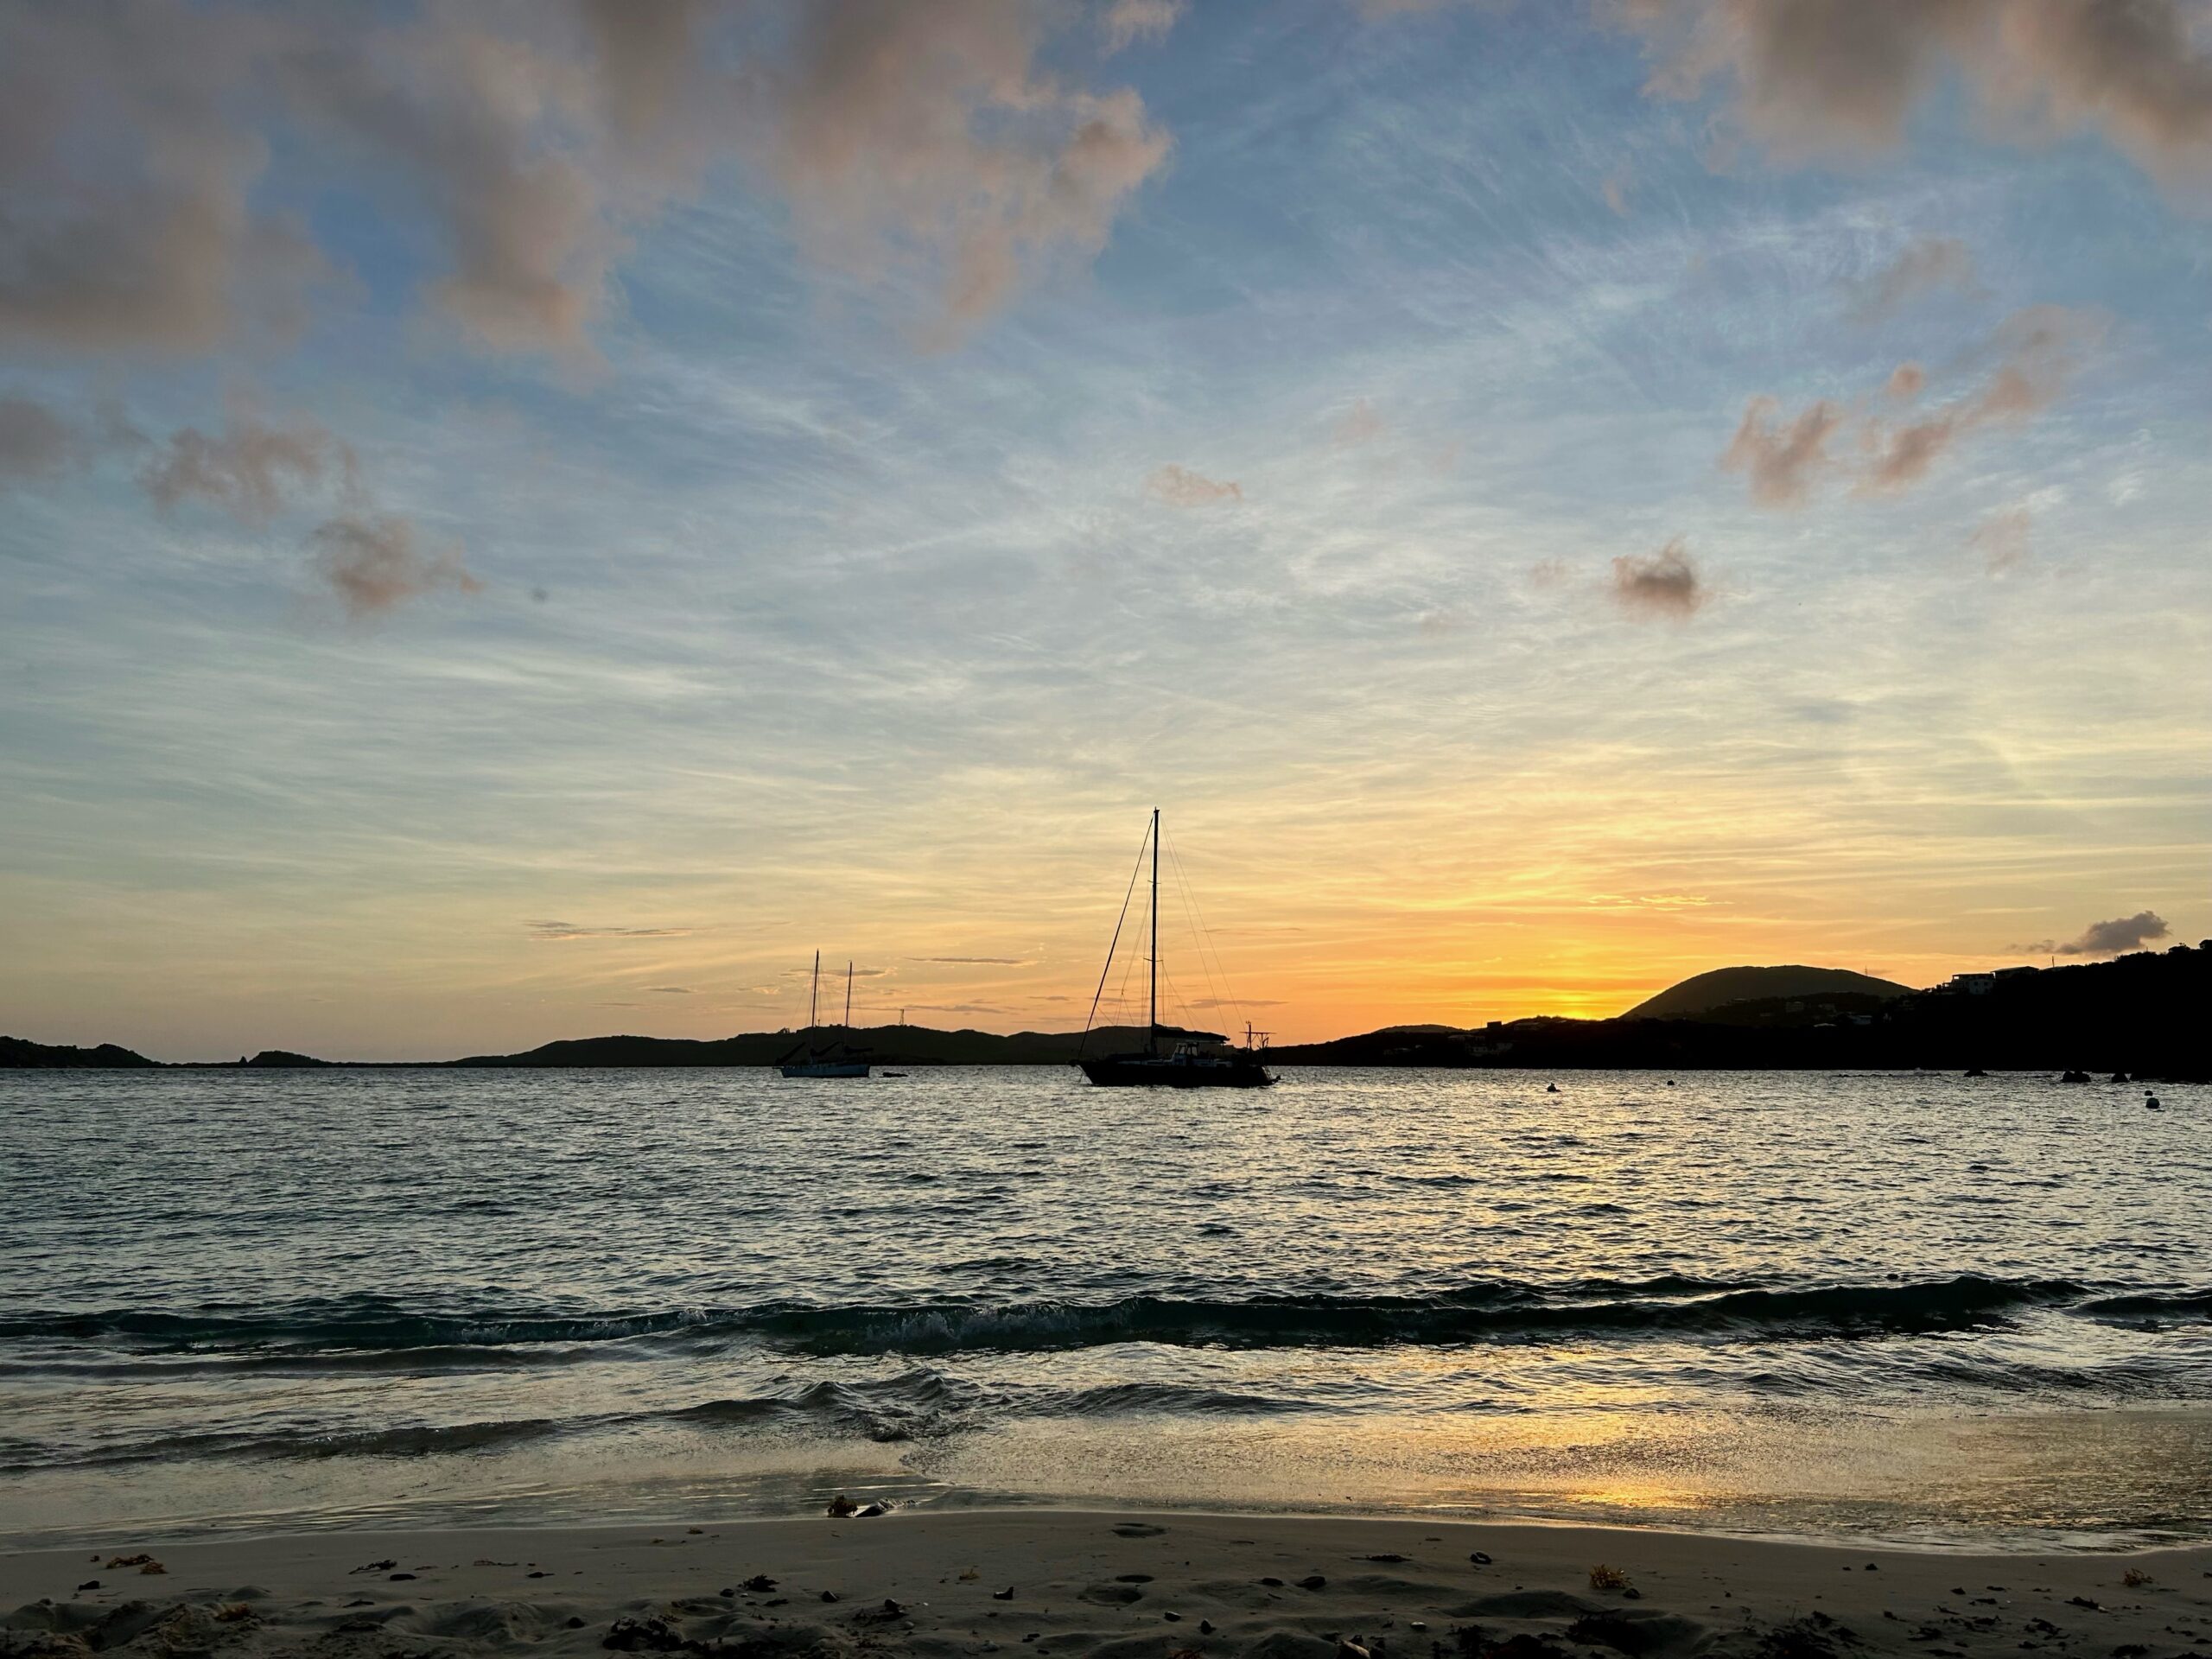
[779,950,871,1079]
[1076,809,1275,1089]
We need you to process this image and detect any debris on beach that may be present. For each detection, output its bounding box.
[826,1494,859,1517]
[603,1613,686,1651]
[1588,1565,1631,1593]
[1749,1611,1858,1659]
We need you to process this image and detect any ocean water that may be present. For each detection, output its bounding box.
[3,1066,2208,1549]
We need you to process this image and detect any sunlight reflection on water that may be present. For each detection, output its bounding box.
[2,1066,2207,1545]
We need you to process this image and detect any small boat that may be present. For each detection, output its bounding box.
[779,952,872,1079]
[1075,810,1274,1089]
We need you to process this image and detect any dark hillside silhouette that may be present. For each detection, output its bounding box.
[6,948,2205,1077]
[1624,964,1910,1019]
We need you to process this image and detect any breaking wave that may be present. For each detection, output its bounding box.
[0,1273,2152,1363]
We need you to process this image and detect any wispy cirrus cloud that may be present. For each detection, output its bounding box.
[1100,0,1185,52]
[1147,463,1243,505]
[0,396,84,485]
[1970,506,2032,575]
[526,920,695,942]
[1332,397,1384,447]
[913,955,1034,965]
[1845,236,1982,325]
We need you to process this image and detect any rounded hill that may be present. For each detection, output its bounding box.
[1626,965,1913,1020]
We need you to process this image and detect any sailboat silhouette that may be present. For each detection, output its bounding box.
[779,951,871,1078]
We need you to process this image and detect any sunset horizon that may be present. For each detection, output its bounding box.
[5,0,2212,1620]
[6,6,2203,1064]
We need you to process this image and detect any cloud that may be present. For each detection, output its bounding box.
[1416,607,1465,637]
[277,10,651,360]
[1726,306,2104,506]
[1332,397,1384,446]
[1100,0,1185,51]
[1971,507,2032,574]
[2013,911,2171,957]
[0,396,83,484]
[1609,537,1707,620]
[308,514,480,618]
[1528,558,1572,589]
[765,0,1172,336]
[1147,463,1243,505]
[0,3,327,355]
[140,408,359,523]
[1856,305,2103,495]
[1720,395,1845,508]
[1846,237,1981,324]
[913,955,1033,964]
[645,985,692,994]
[1624,1,2212,186]
[1600,165,1632,215]
[3,2,1168,362]
[527,921,695,941]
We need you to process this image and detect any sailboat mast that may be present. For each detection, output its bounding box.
[844,960,853,1028]
[1148,806,1160,1056]
[809,950,820,1030]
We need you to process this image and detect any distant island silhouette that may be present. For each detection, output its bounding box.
[1622,964,1911,1020]
[6,946,2206,1079]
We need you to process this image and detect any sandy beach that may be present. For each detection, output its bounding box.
[5,1510,2208,1659]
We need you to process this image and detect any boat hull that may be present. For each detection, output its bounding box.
[779,1062,870,1079]
[1079,1053,1275,1089]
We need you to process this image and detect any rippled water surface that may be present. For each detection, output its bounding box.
[3,1066,2208,1547]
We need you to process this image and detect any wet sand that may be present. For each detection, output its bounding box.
[4,1510,2209,1659]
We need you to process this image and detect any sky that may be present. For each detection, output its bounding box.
[3,0,2209,1060]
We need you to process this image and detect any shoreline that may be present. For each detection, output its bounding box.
[6,1510,2208,1659]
